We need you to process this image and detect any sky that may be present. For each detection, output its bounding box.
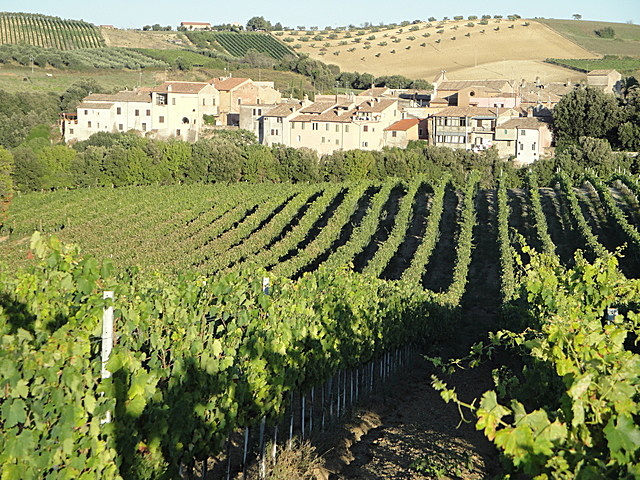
[4,0,640,30]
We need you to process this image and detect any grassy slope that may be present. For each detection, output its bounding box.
[538,19,640,56]
[0,64,313,97]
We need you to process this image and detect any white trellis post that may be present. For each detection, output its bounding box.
[101,291,114,424]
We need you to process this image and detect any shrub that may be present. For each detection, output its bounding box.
[595,26,615,38]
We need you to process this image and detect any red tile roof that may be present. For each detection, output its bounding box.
[433,106,498,117]
[78,102,114,110]
[211,77,251,91]
[384,118,420,131]
[85,92,151,103]
[264,103,302,117]
[149,81,213,94]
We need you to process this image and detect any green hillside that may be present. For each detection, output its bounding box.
[539,18,640,56]
[0,12,104,49]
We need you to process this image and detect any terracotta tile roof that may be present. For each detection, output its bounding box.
[264,103,302,117]
[291,110,354,123]
[149,82,212,94]
[85,92,151,103]
[354,99,397,113]
[211,77,251,91]
[438,80,511,92]
[433,106,498,117]
[429,97,449,105]
[78,102,114,110]
[299,102,337,114]
[499,117,551,130]
[385,118,420,131]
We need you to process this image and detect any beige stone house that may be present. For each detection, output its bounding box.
[288,98,399,155]
[587,69,622,94]
[63,82,219,143]
[383,118,428,148]
[494,117,553,164]
[210,77,282,125]
[180,22,211,30]
[429,106,519,151]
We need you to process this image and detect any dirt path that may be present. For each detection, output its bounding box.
[327,189,503,480]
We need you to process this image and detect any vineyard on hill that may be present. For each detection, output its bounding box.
[1,172,640,478]
[185,31,295,60]
[0,12,104,50]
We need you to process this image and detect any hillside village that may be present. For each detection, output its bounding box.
[61,68,622,165]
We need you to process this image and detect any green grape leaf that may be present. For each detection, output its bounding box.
[604,414,640,464]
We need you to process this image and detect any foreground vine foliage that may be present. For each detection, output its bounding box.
[0,234,437,479]
[433,248,640,479]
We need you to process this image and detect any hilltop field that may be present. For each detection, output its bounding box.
[282,18,601,82]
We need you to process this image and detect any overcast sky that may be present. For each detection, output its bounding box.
[4,0,639,29]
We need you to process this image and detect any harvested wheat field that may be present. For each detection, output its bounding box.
[291,19,598,82]
[100,27,192,49]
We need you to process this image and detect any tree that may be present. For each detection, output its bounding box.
[552,86,623,148]
[0,146,13,225]
[246,16,272,31]
[572,14,582,20]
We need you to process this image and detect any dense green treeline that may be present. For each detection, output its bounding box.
[5,128,639,195]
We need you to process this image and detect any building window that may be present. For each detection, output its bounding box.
[335,139,339,145]
[363,125,369,132]
[532,142,537,151]
[172,98,176,106]
[238,98,242,105]
[312,123,319,130]
[335,125,339,132]
[460,117,466,126]
[159,116,165,123]
[69,128,74,134]
[146,109,151,116]
[142,123,147,131]
[212,98,216,105]
[362,141,368,147]
[345,125,349,133]
[291,122,295,129]
[277,117,282,123]
[520,130,526,135]
[135,109,139,116]
[321,137,325,143]
[203,99,206,106]
[301,123,305,130]
[118,124,123,130]
[326,124,330,131]
[297,135,301,142]
[392,131,397,137]
[519,142,524,151]
[84,110,88,115]
[117,107,122,115]
[270,129,275,135]
[87,121,92,128]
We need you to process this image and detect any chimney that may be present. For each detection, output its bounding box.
[167,84,172,92]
